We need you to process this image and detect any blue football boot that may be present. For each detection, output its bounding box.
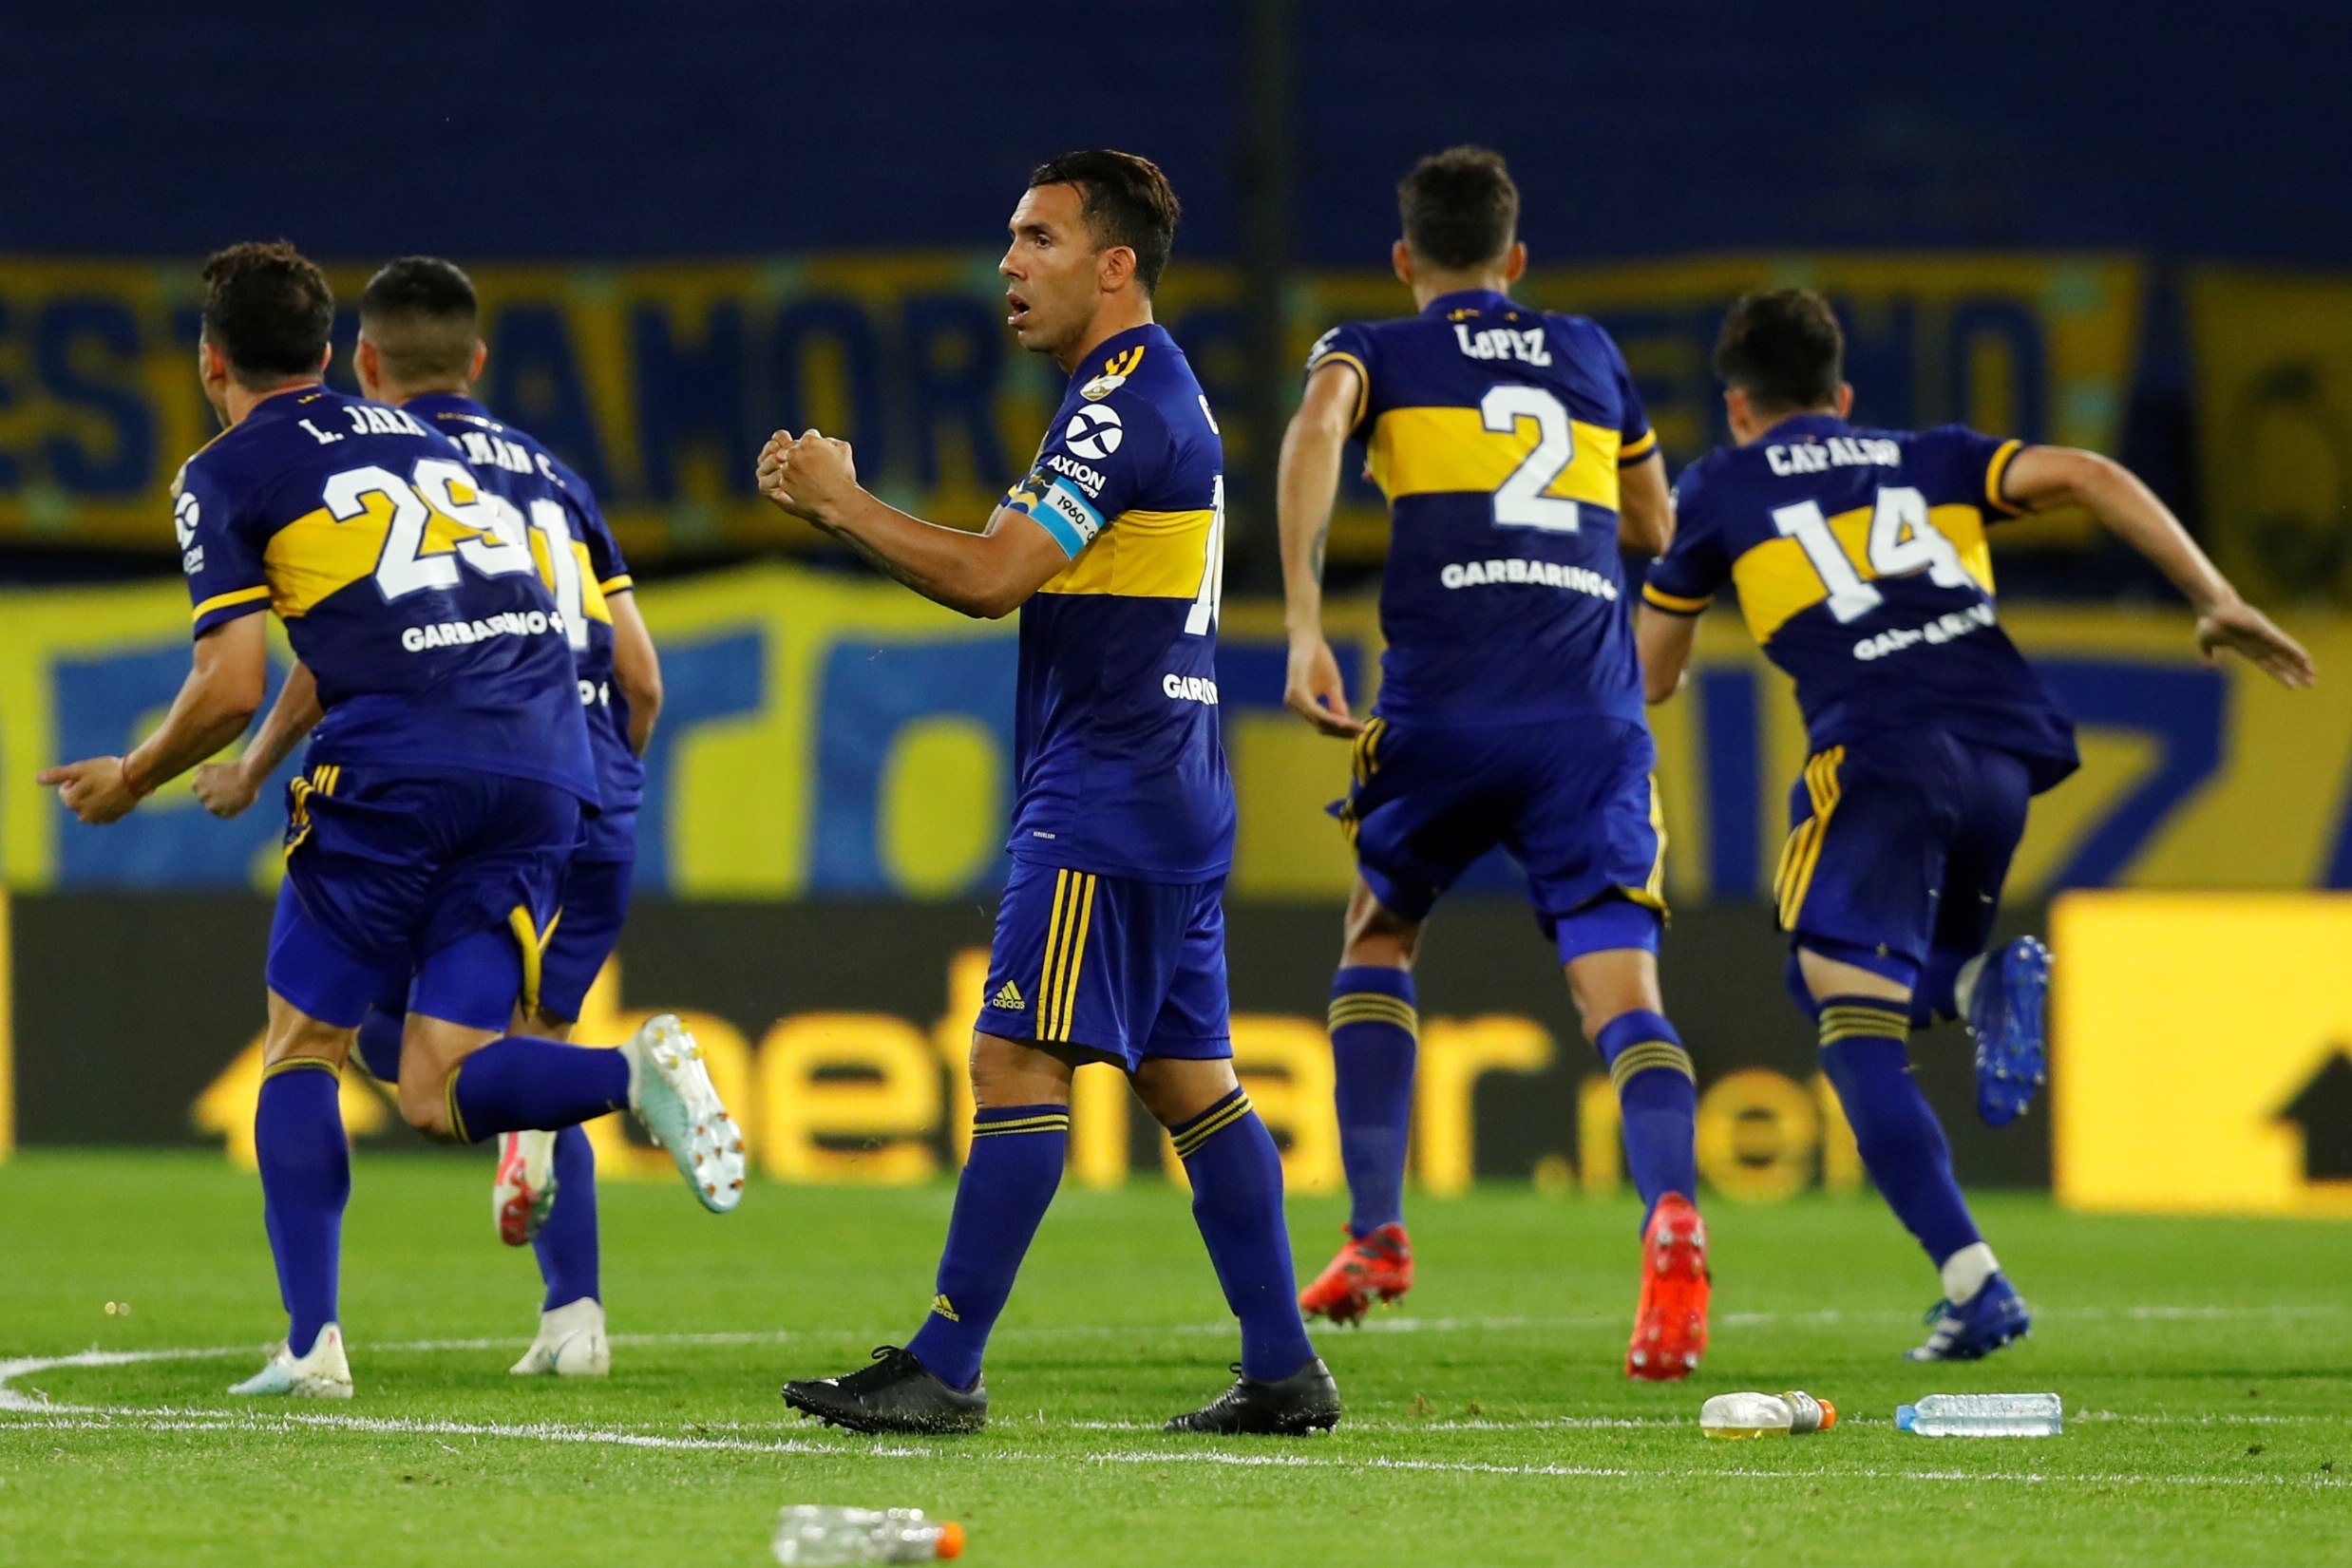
[1968,936,2050,1126]
[1905,1273,2032,1362]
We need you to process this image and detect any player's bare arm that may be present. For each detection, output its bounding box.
[195,657,321,819]
[2001,445,2317,689]
[608,589,663,755]
[1278,358,1367,738]
[757,429,1069,619]
[40,613,267,823]
[1617,451,1675,557]
[1636,603,1699,706]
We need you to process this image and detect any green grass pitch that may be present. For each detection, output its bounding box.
[2,1152,2344,1567]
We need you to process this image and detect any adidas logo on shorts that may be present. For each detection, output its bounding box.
[990,981,1025,1011]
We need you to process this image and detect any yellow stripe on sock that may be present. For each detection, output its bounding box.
[1608,1040,1695,1090]
[969,1112,1072,1138]
[261,1056,341,1082]
[1172,1092,1254,1159]
[444,1065,469,1144]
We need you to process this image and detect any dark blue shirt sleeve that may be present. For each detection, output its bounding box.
[1304,321,1377,436]
[178,457,274,637]
[1600,328,1658,465]
[1916,425,2029,520]
[1642,461,1728,614]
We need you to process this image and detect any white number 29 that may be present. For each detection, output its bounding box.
[1481,384,1581,535]
[322,459,537,604]
[1772,485,1973,624]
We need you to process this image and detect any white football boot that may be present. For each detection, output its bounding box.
[228,1323,353,1399]
[494,1128,560,1246]
[621,1012,746,1213]
[510,1296,610,1377]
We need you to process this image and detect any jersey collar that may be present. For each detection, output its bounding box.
[402,390,497,425]
[1421,289,1516,319]
[1757,411,1850,443]
[1065,321,1173,387]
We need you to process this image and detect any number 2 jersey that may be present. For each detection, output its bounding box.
[1001,323,1234,882]
[174,386,596,803]
[1307,289,1657,726]
[407,391,642,850]
[1644,414,2078,789]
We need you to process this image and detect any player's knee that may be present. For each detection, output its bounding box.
[1341,888,1420,968]
[967,1031,1074,1111]
[261,1007,354,1074]
[1564,949,1663,1043]
[1134,1056,1241,1129]
[392,1069,459,1140]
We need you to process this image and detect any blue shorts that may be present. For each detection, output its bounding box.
[268,762,578,1033]
[538,852,635,1022]
[1337,714,1665,962]
[973,859,1231,1071]
[1773,729,2032,984]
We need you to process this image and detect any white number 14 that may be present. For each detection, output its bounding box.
[1772,485,1971,623]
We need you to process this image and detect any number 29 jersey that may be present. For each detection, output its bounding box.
[174,387,597,803]
[407,391,642,839]
[1307,289,1657,726]
[1644,414,2078,789]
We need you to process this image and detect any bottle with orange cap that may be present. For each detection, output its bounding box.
[771,1505,966,1564]
[1698,1389,1838,1439]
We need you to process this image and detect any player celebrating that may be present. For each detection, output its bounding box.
[41,242,738,1400]
[758,151,1337,1435]
[193,256,665,1379]
[1279,147,1707,1379]
[1639,289,2314,1359]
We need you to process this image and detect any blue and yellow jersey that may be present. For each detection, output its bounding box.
[1000,323,1234,882]
[1645,415,2077,787]
[408,392,642,828]
[1307,289,1656,725]
[174,386,596,803]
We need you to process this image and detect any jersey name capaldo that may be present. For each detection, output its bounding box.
[1766,435,1901,475]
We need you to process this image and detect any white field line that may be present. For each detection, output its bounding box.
[1,1406,2342,1492]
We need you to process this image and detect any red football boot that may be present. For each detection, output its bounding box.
[1299,1223,1413,1325]
[1625,1193,1709,1380]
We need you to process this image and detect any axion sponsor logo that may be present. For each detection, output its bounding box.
[401,609,568,652]
[1439,558,1619,600]
[1045,452,1108,496]
[1162,673,1220,704]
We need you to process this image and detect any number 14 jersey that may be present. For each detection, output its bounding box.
[1307,289,1658,726]
[175,387,596,803]
[1646,413,2077,789]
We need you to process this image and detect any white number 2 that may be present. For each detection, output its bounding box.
[1185,473,1227,636]
[1773,485,1972,624]
[1480,385,1580,535]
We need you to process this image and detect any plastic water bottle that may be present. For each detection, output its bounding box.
[1895,1392,2063,1437]
[1698,1389,1838,1438]
[771,1506,966,1564]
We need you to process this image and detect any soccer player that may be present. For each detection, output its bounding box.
[756,150,1337,1435]
[1639,289,2315,1359]
[40,242,739,1399]
[1279,147,1708,1379]
[193,256,664,1379]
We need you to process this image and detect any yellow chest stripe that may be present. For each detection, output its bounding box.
[1733,501,1995,643]
[1367,406,1624,508]
[263,495,475,618]
[1038,507,1216,599]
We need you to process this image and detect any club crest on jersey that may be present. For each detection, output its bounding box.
[1080,371,1127,401]
[1063,404,1124,460]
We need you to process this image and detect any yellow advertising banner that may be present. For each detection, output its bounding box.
[2053,892,2352,1215]
[2189,267,2352,607]
[0,253,2139,560]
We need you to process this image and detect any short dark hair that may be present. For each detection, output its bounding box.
[1398,146,1520,270]
[360,256,481,385]
[1028,149,1182,294]
[1714,289,1845,412]
[199,241,333,387]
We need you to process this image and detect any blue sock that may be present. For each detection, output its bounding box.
[1817,997,1983,1266]
[354,1005,405,1085]
[1909,950,1968,1030]
[1173,1088,1318,1383]
[1594,1010,1698,1227]
[447,1038,630,1143]
[1329,965,1416,1237]
[534,1124,600,1311]
[904,1104,1070,1390]
[255,1061,349,1353]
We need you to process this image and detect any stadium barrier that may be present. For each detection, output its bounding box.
[2,896,2043,1198]
[5,568,2351,902]
[0,253,2140,562]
